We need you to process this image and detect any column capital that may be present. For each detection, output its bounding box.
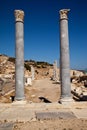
[59,9,70,20]
[14,10,24,22]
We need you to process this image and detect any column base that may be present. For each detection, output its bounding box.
[12,100,27,105]
[59,97,73,104]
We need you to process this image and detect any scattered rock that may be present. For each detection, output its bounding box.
[31,95,36,98]
[31,118,37,122]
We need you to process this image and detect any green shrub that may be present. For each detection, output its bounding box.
[8,57,15,63]
[24,63,31,71]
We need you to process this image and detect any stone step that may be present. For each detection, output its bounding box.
[36,111,76,120]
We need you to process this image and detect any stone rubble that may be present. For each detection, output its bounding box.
[0,54,87,102]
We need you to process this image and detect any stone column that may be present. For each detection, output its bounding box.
[53,60,57,81]
[31,66,35,81]
[59,9,72,103]
[14,10,25,101]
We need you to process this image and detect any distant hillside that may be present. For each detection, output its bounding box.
[0,54,53,79]
[0,54,53,68]
[0,54,84,80]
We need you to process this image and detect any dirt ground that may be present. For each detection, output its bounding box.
[13,119,87,130]
[25,78,60,103]
[0,78,60,103]
[0,78,87,130]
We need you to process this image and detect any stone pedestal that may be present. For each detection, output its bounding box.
[14,10,25,100]
[25,77,32,86]
[59,9,72,103]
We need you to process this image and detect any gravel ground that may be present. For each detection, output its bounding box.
[13,119,87,130]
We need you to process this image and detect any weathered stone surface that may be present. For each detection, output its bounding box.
[25,77,32,86]
[59,9,72,101]
[36,111,76,120]
[53,60,59,81]
[0,78,4,91]
[14,10,24,22]
[59,9,70,19]
[15,9,25,100]
[31,65,35,80]
[0,123,14,130]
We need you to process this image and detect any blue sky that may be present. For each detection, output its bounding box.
[0,0,87,69]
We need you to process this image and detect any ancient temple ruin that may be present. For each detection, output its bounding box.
[13,9,73,103]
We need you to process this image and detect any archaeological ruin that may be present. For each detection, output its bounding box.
[13,9,73,104]
[14,10,25,101]
[59,9,72,103]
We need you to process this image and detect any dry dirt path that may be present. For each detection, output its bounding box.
[26,78,60,103]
